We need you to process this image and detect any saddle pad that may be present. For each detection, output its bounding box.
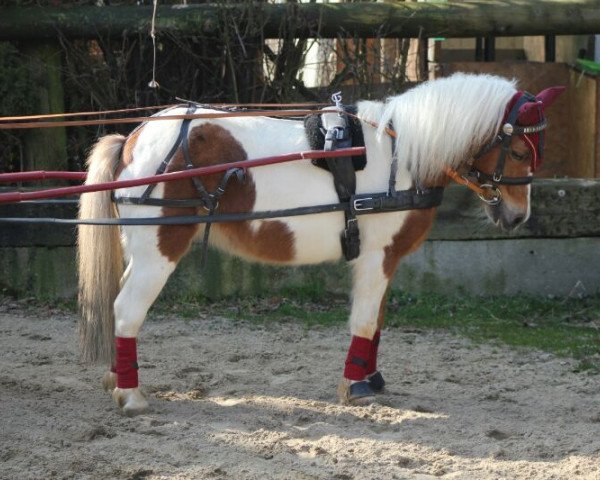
[303,105,367,171]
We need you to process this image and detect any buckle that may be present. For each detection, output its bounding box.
[353,198,373,211]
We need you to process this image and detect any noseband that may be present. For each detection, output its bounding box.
[468,92,547,204]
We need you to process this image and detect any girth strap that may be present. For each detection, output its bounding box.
[322,115,360,261]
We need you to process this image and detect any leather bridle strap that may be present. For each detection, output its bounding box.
[444,167,501,205]
[469,92,543,187]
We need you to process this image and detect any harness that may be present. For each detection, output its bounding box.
[305,92,444,260]
[113,98,444,263]
[114,103,245,263]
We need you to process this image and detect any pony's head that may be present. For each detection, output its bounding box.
[373,74,565,231]
[469,85,565,231]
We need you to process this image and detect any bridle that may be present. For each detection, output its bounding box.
[466,91,548,205]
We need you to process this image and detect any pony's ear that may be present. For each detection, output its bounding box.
[517,86,566,125]
[536,85,566,107]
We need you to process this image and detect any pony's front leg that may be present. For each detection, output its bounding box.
[339,251,390,405]
[104,250,176,416]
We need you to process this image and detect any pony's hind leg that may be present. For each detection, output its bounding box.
[105,230,177,416]
[339,251,391,405]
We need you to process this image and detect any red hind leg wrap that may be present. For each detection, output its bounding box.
[344,335,372,381]
[115,336,139,389]
[366,330,381,375]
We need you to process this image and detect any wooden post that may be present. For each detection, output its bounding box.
[20,42,68,175]
[545,35,557,62]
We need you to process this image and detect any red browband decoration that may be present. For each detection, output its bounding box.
[503,86,566,171]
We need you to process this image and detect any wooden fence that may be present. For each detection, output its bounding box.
[2,179,600,299]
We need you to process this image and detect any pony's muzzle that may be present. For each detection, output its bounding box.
[486,204,528,232]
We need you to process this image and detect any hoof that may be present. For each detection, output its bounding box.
[338,378,376,405]
[367,371,385,392]
[102,371,117,392]
[112,387,149,416]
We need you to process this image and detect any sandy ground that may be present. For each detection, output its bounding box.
[0,302,599,480]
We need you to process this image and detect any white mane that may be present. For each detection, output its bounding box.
[360,73,517,184]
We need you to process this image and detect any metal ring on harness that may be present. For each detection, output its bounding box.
[476,184,502,205]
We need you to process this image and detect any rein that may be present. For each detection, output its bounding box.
[0,108,326,130]
[0,93,545,207]
[0,103,329,129]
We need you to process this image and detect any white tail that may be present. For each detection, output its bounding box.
[77,134,126,364]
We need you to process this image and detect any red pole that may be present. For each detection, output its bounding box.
[0,171,87,183]
[0,147,366,204]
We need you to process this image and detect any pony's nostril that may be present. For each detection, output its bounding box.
[512,215,525,227]
[500,213,526,231]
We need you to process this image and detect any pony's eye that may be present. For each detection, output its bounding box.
[510,149,530,162]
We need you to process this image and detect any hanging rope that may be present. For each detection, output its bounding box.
[148,0,160,89]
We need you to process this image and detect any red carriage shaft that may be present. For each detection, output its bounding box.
[0,147,367,204]
[0,171,87,183]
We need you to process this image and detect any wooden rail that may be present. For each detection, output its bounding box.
[1,2,600,41]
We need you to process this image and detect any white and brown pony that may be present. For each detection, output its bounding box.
[78,73,563,415]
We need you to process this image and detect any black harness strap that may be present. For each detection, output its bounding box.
[322,116,361,261]
[198,167,244,266]
[1,188,444,226]
[134,104,215,209]
[138,104,195,203]
[351,187,444,215]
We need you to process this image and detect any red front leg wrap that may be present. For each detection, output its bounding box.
[344,335,373,381]
[115,336,139,389]
[366,330,381,375]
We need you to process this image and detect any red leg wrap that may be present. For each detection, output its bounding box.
[115,336,139,389]
[344,335,372,381]
[366,330,381,375]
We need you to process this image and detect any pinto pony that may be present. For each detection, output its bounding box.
[78,73,563,415]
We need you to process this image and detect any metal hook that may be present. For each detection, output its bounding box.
[331,91,343,116]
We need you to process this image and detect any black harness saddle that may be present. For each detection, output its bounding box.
[304,104,442,261]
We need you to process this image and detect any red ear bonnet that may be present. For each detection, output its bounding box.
[505,86,565,170]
